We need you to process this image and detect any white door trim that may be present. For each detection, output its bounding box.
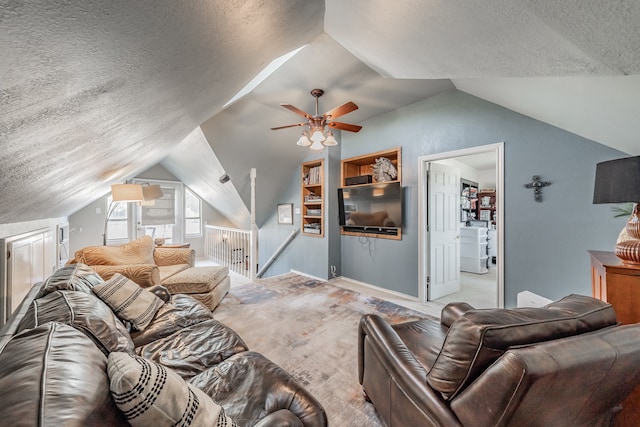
[418,142,505,307]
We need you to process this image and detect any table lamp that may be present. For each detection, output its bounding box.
[593,156,640,263]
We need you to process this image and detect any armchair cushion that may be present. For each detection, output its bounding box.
[427,294,617,399]
[154,247,195,268]
[91,263,161,287]
[73,235,155,266]
[92,273,164,331]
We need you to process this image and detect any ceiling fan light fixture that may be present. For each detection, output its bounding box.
[296,132,311,146]
[310,139,324,150]
[310,128,325,143]
[323,130,338,146]
[271,88,361,150]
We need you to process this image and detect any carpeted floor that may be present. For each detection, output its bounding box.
[213,272,432,426]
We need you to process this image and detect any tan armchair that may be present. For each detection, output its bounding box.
[69,236,195,287]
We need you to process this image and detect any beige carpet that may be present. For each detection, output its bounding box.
[213,272,431,426]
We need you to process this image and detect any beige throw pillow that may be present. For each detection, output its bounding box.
[93,273,163,330]
[108,352,235,427]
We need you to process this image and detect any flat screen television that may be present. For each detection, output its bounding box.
[338,182,403,235]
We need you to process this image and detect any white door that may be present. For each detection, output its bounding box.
[427,162,461,300]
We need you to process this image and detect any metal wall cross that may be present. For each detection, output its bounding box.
[524,175,551,202]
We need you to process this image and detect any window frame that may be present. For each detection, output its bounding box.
[105,194,133,244]
[184,187,203,237]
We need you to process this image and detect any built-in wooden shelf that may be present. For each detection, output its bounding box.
[340,147,402,240]
[341,147,401,188]
[301,159,324,237]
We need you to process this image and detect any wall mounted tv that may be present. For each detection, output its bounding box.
[338,182,403,237]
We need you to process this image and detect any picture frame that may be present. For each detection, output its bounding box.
[277,203,293,224]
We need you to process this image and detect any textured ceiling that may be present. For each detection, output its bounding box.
[1,0,639,227]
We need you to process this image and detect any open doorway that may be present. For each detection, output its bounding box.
[418,143,504,308]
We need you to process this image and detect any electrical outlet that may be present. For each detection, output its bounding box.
[96,207,101,214]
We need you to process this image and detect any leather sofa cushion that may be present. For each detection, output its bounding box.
[93,273,164,331]
[427,294,617,399]
[37,263,104,297]
[136,319,248,378]
[73,235,155,265]
[190,351,328,427]
[0,322,129,426]
[17,290,134,354]
[130,294,214,347]
[108,352,234,426]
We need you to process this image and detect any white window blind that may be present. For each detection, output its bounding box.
[141,188,176,226]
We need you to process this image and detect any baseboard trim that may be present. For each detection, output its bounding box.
[289,269,327,282]
[332,276,420,302]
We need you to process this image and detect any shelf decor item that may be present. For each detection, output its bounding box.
[277,203,293,225]
[593,156,640,264]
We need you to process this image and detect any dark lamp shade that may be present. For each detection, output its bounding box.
[593,156,640,204]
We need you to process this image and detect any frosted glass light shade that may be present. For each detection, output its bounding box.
[323,131,338,146]
[111,184,144,202]
[310,139,324,150]
[310,129,325,143]
[297,133,311,146]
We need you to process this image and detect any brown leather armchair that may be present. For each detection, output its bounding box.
[359,295,640,427]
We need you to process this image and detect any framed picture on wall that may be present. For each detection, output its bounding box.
[277,203,293,224]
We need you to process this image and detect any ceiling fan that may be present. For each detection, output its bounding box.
[271,89,362,150]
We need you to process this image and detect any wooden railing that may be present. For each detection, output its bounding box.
[204,225,252,279]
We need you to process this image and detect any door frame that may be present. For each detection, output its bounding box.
[418,142,505,307]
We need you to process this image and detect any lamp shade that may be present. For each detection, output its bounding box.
[296,133,311,147]
[142,184,163,201]
[593,156,640,204]
[111,184,145,202]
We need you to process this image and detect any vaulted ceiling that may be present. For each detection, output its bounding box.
[2,0,639,228]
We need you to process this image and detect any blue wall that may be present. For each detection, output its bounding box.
[259,150,332,280]
[262,89,627,306]
[341,89,626,306]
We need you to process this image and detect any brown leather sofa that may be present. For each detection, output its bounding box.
[359,295,640,427]
[0,263,327,426]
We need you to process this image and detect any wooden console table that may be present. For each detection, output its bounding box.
[589,250,640,426]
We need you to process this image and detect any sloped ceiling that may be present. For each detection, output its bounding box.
[1,0,639,227]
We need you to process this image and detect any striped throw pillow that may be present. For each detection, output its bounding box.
[108,352,235,427]
[93,273,163,330]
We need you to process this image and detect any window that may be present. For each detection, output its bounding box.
[133,180,183,244]
[185,188,202,236]
[106,195,130,241]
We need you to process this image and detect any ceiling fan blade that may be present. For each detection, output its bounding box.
[281,104,312,119]
[270,123,307,130]
[323,101,358,120]
[327,121,362,133]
